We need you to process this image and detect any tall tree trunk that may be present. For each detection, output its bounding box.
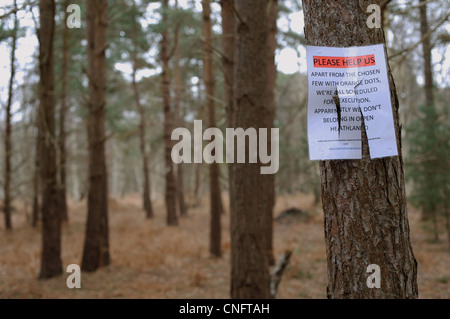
[38,0,62,279]
[419,0,434,109]
[193,157,201,208]
[445,201,450,250]
[132,30,154,220]
[173,8,187,218]
[231,0,270,298]
[221,0,235,216]
[202,0,222,258]
[302,0,418,299]
[31,130,40,228]
[3,0,18,231]
[161,0,178,226]
[265,0,278,266]
[419,0,435,222]
[81,0,111,271]
[193,81,203,209]
[57,0,70,223]
[32,89,42,228]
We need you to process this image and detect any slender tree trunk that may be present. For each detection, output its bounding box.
[173,10,187,217]
[445,201,450,250]
[32,121,41,228]
[419,0,434,109]
[193,80,203,208]
[302,0,418,298]
[81,0,111,271]
[221,0,235,216]
[57,0,70,223]
[419,0,435,222]
[176,163,187,215]
[431,208,439,242]
[161,0,178,226]
[265,0,278,266]
[3,0,18,231]
[131,33,154,219]
[231,0,270,299]
[38,0,62,279]
[193,159,201,208]
[202,0,222,258]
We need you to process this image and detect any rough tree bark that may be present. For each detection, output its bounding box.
[38,0,62,279]
[3,0,18,231]
[81,0,111,271]
[265,0,278,266]
[302,0,418,298]
[132,22,154,219]
[202,0,223,258]
[231,0,270,298]
[161,0,178,226]
[57,0,70,223]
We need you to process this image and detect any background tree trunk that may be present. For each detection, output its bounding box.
[173,7,187,218]
[202,0,222,258]
[31,131,40,228]
[131,23,154,219]
[221,0,235,217]
[302,0,418,298]
[419,0,434,110]
[3,0,18,231]
[231,0,270,299]
[445,201,450,250]
[161,0,178,226]
[38,0,62,279]
[193,80,203,209]
[418,0,435,222]
[81,0,111,271]
[265,0,278,266]
[57,0,70,223]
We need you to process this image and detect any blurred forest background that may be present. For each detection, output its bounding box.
[0,0,449,298]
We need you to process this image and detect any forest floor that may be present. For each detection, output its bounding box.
[1,193,449,299]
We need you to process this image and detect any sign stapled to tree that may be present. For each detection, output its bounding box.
[306,44,398,160]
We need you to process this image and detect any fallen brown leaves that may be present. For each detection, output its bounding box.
[0,193,448,299]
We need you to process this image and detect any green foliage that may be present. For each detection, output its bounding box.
[406,105,450,213]
[275,72,320,197]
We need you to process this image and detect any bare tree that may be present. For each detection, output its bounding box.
[81,0,111,271]
[231,0,270,298]
[221,0,235,217]
[38,0,62,279]
[265,0,278,266]
[3,0,18,230]
[161,0,178,226]
[419,0,436,223]
[173,1,187,217]
[202,0,223,257]
[57,0,70,223]
[131,9,154,219]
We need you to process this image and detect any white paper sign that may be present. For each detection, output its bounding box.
[306,44,398,160]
